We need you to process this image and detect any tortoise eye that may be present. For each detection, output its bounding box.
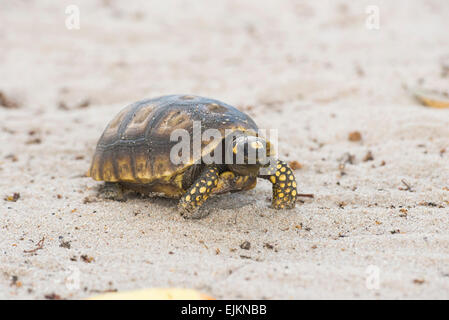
[250,140,264,150]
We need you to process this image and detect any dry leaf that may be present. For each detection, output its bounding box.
[88,288,214,300]
[289,160,303,170]
[413,88,449,109]
[348,131,362,142]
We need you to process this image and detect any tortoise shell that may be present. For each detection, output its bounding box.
[88,95,261,187]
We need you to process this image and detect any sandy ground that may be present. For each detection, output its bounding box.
[1,0,449,299]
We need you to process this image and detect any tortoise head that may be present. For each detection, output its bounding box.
[227,135,268,176]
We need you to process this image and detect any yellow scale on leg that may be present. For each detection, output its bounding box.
[266,160,297,209]
[178,167,220,217]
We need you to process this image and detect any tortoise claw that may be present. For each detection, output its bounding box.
[99,182,126,202]
[178,198,211,219]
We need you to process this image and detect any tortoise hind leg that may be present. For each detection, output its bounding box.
[178,166,219,219]
[99,182,126,202]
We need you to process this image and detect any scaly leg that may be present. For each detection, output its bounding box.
[178,166,220,219]
[260,160,297,209]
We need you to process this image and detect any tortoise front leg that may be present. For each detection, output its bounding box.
[260,160,297,209]
[178,166,219,219]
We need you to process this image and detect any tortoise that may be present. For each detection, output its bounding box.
[88,94,297,218]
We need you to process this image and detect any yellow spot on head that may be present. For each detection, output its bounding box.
[292,182,297,188]
[199,187,206,193]
[207,181,212,186]
[196,196,201,201]
[278,193,284,198]
[270,176,276,184]
[185,195,191,201]
[292,190,297,196]
[190,188,196,194]
[285,188,291,193]
[275,171,280,177]
[277,164,282,169]
[280,167,286,172]
[279,174,286,181]
[289,175,294,181]
[280,183,285,188]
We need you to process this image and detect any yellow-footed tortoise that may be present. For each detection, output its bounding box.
[88,95,297,218]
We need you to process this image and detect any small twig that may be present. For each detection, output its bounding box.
[297,193,315,198]
[90,288,118,294]
[24,237,45,253]
[399,179,414,192]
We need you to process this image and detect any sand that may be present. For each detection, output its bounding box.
[1,0,449,299]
